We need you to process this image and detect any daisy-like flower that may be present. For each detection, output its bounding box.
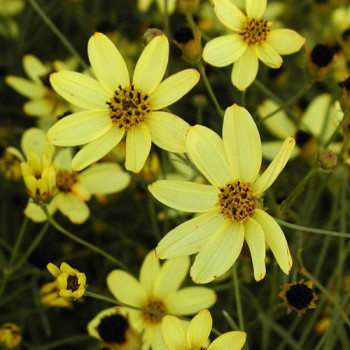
[88,307,142,350]
[149,104,295,283]
[161,309,246,350]
[257,94,343,160]
[137,0,176,15]
[107,250,216,350]
[203,0,305,90]
[47,262,87,299]
[279,280,317,314]
[47,33,199,173]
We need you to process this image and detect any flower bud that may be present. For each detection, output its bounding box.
[318,149,338,170]
[178,0,199,14]
[173,26,202,64]
[307,44,335,81]
[143,28,164,45]
[0,323,21,349]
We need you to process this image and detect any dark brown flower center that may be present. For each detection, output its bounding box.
[217,180,255,223]
[56,170,78,192]
[66,275,79,292]
[142,298,167,324]
[285,283,314,310]
[97,314,129,343]
[240,18,271,45]
[107,84,151,131]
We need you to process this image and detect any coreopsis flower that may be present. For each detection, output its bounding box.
[161,309,246,350]
[88,307,142,350]
[20,128,130,224]
[47,262,86,299]
[257,94,343,160]
[149,104,295,283]
[0,0,24,38]
[107,250,216,350]
[203,0,305,90]
[0,323,21,349]
[137,0,176,14]
[279,280,317,314]
[47,33,199,172]
[39,281,73,308]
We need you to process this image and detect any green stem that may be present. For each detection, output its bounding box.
[9,216,29,267]
[232,266,245,331]
[41,206,130,272]
[197,61,224,118]
[274,218,350,238]
[26,0,89,70]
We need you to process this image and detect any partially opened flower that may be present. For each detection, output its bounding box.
[47,33,199,172]
[149,104,295,283]
[161,309,246,350]
[107,250,216,350]
[203,0,305,90]
[137,0,176,15]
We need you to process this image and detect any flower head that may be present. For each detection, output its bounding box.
[47,33,199,173]
[203,0,305,90]
[149,104,295,283]
[47,262,87,299]
[0,323,21,349]
[279,280,317,314]
[88,307,142,350]
[161,309,246,350]
[107,250,216,350]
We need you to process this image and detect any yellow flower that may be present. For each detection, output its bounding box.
[47,33,199,172]
[0,323,21,349]
[257,94,343,160]
[47,262,87,299]
[0,144,22,181]
[21,128,130,224]
[161,309,246,350]
[107,250,216,350]
[88,307,142,350]
[39,281,73,308]
[149,104,295,283]
[203,0,305,90]
[137,0,177,14]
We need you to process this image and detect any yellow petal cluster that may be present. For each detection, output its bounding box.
[39,281,73,308]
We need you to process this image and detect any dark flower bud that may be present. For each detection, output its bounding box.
[311,44,334,67]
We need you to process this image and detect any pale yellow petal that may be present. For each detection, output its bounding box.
[156,0,177,14]
[246,0,266,18]
[154,256,190,299]
[262,141,300,161]
[137,0,153,12]
[50,71,110,109]
[167,287,217,315]
[0,0,25,16]
[212,0,246,31]
[190,222,244,284]
[244,217,266,281]
[231,46,259,91]
[6,76,46,99]
[133,35,169,95]
[23,55,48,83]
[57,192,89,224]
[88,32,130,93]
[255,42,282,69]
[208,331,247,350]
[24,199,57,222]
[187,309,212,349]
[257,99,297,139]
[151,325,167,350]
[145,111,189,153]
[203,35,247,67]
[107,270,147,306]
[79,163,130,194]
[47,109,113,146]
[54,148,73,171]
[223,104,262,182]
[252,136,295,195]
[149,69,200,110]
[148,180,218,212]
[139,250,160,295]
[267,29,305,55]
[21,127,47,158]
[186,125,231,187]
[72,126,124,171]
[253,209,292,274]
[161,316,188,350]
[156,211,226,259]
[23,98,54,117]
[125,123,152,173]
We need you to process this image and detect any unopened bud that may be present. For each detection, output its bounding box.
[318,149,338,170]
[173,26,202,64]
[307,44,334,81]
[143,28,164,45]
[191,94,207,108]
[178,0,199,14]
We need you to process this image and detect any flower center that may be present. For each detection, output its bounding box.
[107,84,151,131]
[285,283,314,311]
[97,314,129,343]
[217,180,255,223]
[56,170,78,192]
[239,18,271,45]
[142,298,167,324]
[66,275,79,292]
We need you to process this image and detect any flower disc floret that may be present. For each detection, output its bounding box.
[56,170,78,192]
[240,18,271,45]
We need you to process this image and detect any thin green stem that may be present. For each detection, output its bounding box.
[9,216,29,267]
[232,266,245,331]
[197,61,224,118]
[41,206,130,272]
[26,0,89,70]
